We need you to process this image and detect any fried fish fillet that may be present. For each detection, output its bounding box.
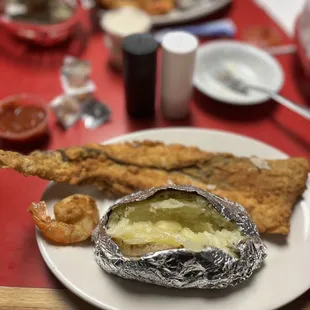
[0,141,309,235]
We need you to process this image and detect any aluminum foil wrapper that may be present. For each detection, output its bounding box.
[50,95,82,129]
[61,56,96,97]
[92,185,267,289]
[82,97,111,129]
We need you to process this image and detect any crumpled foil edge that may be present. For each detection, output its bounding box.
[92,185,267,289]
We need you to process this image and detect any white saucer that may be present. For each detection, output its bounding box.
[193,40,284,105]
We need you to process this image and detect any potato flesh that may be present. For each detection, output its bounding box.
[107,192,245,256]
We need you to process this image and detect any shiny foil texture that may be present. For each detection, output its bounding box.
[92,185,267,289]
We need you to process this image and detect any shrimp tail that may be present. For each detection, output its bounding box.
[28,195,100,244]
[28,201,52,228]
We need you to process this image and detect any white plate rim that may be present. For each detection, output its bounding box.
[150,0,231,26]
[97,0,231,27]
[193,40,285,105]
[35,127,310,310]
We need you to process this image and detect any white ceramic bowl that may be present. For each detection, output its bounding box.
[193,40,284,105]
[100,7,152,69]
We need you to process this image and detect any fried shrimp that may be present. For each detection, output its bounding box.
[28,194,100,244]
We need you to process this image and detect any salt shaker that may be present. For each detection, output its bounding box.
[161,31,198,120]
[122,33,158,118]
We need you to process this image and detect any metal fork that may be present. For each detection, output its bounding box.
[216,69,310,120]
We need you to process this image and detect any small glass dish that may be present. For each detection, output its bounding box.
[0,93,49,142]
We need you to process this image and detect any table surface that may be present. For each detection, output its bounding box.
[254,0,306,35]
[0,0,309,309]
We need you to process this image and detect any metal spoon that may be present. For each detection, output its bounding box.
[216,69,310,120]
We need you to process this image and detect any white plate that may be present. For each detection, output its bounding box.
[151,0,231,26]
[193,41,284,105]
[37,128,310,310]
[98,0,231,26]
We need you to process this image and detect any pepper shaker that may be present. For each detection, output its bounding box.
[122,33,158,118]
[160,31,198,120]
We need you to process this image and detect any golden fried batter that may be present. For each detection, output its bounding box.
[99,0,139,9]
[137,0,175,15]
[0,141,309,235]
[98,0,175,15]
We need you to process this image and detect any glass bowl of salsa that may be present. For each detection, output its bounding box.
[0,94,49,142]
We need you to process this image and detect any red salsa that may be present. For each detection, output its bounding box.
[0,101,46,134]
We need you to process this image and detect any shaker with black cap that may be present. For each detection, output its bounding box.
[122,33,158,118]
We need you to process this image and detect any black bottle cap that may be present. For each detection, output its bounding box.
[122,34,159,118]
[122,33,158,56]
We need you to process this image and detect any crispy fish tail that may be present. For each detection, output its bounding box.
[0,149,78,183]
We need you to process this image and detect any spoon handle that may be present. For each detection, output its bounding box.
[249,85,310,120]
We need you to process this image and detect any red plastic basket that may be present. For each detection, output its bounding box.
[0,0,83,46]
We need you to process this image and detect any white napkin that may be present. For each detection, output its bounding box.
[254,0,306,36]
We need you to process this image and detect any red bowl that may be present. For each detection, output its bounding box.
[0,0,83,46]
[0,94,49,142]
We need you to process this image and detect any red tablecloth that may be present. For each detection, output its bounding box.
[0,0,309,289]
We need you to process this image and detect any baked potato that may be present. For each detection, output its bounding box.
[93,185,266,289]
